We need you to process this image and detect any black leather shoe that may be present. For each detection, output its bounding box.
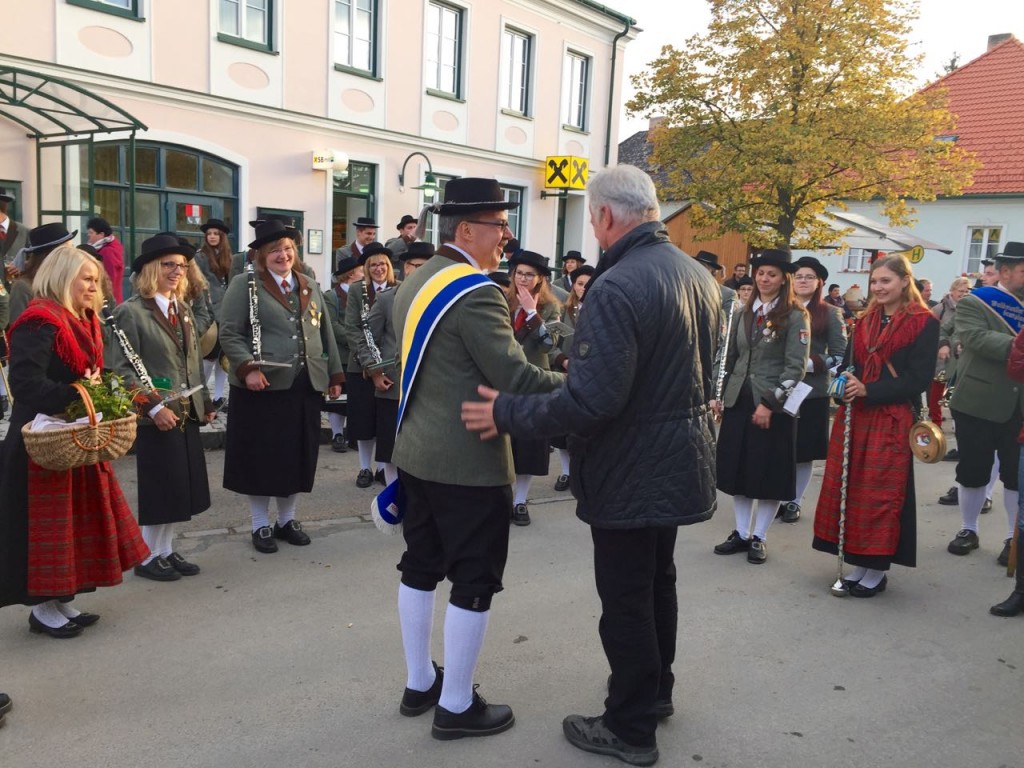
[938,486,958,505]
[714,530,751,555]
[562,714,659,767]
[252,526,279,554]
[849,575,888,598]
[166,551,200,575]
[432,689,515,740]
[356,469,374,488]
[134,556,182,581]
[554,474,570,492]
[747,536,767,564]
[947,529,979,555]
[990,590,1024,617]
[400,662,444,716]
[28,613,83,639]
[943,448,959,462]
[0,691,11,726]
[997,538,1012,567]
[375,468,386,486]
[331,434,348,453]
[982,497,993,513]
[511,503,531,527]
[780,502,801,523]
[67,612,100,627]
[274,520,311,546]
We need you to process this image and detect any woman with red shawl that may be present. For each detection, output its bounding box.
[813,254,939,597]
[0,244,147,637]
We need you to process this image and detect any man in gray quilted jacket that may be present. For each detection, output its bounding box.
[462,164,720,766]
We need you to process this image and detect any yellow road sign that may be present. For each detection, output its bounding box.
[908,245,925,263]
[545,155,588,189]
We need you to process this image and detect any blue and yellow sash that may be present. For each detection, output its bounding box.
[372,263,494,534]
[971,286,1024,335]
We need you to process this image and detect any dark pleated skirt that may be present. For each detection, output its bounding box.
[512,435,550,477]
[795,396,830,463]
[375,397,398,463]
[346,372,377,441]
[223,372,322,496]
[716,388,796,500]
[135,419,211,526]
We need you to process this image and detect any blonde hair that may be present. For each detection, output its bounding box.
[185,259,208,302]
[505,275,561,317]
[949,276,970,292]
[32,243,102,315]
[132,258,190,300]
[362,254,396,288]
[867,254,927,311]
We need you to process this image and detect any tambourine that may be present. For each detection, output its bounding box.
[909,419,946,463]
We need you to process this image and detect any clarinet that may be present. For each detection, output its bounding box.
[360,284,394,370]
[102,303,155,390]
[715,299,737,405]
[246,261,263,363]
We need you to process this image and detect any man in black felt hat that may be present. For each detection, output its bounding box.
[385,214,419,260]
[389,177,564,741]
[945,241,1024,574]
[7,223,78,326]
[334,215,379,268]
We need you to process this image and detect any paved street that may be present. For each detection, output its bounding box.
[0,420,1021,767]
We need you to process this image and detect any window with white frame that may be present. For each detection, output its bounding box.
[500,184,524,240]
[334,0,376,74]
[219,0,271,48]
[501,28,532,115]
[842,248,872,272]
[426,2,463,97]
[563,51,590,129]
[966,225,1002,274]
[422,174,458,244]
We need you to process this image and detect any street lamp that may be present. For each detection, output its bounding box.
[398,151,438,201]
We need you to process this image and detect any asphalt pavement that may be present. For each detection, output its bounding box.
[0,419,1021,768]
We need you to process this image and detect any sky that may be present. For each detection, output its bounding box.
[618,0,1024,138]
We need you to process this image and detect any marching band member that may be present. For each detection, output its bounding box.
[0,245,147,636]
[194,218,233,408]
[344,242,397,488]
[109,235,215,580]
[323,255,362,452]
[219,221,345,554]
[813,254,938,596]
[505,250,562,525]
[777,256,846,523]
[711,248,809,564]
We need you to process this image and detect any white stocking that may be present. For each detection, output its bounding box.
[733,495,754,539]
[398,584,437,692]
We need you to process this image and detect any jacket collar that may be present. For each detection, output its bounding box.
[589,221,667,286]
[261,268,311,313]
[141,295,190,350]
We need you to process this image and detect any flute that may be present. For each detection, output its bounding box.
[102,303,155,390]
[715,299,737,408]
[246,261,263,363]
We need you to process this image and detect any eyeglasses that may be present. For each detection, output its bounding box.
[160,261,188,272]
[268,247,295,256]
[513,270,539,280]
[465,219,512,231]
[793,275,819,281]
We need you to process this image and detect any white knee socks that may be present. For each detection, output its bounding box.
[514,475,532,506]
[357,440,375,471]
[249,495,271,531]
[752,499,780,540]
[383,462,399,486]
[792,462,814,506]
[212,366,227,401]
[959,485,988,533]
[276,494,298,526]
[31,600,69,628]
[398,584,437,692]
[328,412,346,437]
[439,604,490,714]
[141,523,174,564]
[733,495,754,539]
[1005,490,1020,540]
[557,448,571,477]
[986,454,1000,500]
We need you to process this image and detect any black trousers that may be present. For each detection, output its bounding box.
[592,525,678,747]
[951,408,1022,489]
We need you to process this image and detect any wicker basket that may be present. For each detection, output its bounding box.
[21,382,138,470]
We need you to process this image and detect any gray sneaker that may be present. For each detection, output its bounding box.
[562,714,658,766]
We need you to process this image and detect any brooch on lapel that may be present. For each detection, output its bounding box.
[309,301,320,327]
[761,320,778,343]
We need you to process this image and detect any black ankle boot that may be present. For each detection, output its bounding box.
[990,537,1024,617]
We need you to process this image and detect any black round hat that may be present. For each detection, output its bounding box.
[401,241,435,261]
[25,223,78,253]
[749,248,795,273]
[200,218,230,234]
[508,250,551,277]
[248,220,298,250]
[434,178,519,215]
[359,241,393,266]
[694,250,724,272]
[132,234,195,274]
[792,255,828,281]
[568,264,596,285]
[334,255,360,276]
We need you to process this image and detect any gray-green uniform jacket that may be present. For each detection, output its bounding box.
[343,280,395,374]
[391,247,564,486]
[513,300,561,369]
[323,286,349,367]
[8,277,31,326]
[358,284,400,401]
[803,304,847,398]
[721,303,810,411]
[108,295,212,420]
[219,268,345,392]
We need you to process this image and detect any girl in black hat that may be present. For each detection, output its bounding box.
[505,250,562,525]
[711,249,810,563]
[776,256,847,523]
[322,256,363,452]
[195,219,233,407]
[343,242,397,488]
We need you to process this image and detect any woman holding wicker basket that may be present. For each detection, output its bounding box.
[0,244,147,638]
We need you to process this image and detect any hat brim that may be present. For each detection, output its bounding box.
[25,229,78,253]
[200,223,230,234]
[131,243,195,274]
[436,200,520,215]
[749,255,796,273]
[696,257,724,272]
[248,228,298,250]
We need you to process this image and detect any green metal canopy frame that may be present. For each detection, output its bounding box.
[0,65,147,257]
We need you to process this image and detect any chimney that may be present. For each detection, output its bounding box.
[649,116,665,132]
[988,33,1011,51]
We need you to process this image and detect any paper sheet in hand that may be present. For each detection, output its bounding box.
[783,381,813,416]
[253,360,292,368]
[546,320,574,336]
[160,385,204,405]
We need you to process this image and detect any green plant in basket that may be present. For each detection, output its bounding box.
[64,372,139,422]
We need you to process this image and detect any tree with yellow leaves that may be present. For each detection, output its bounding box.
[628,0,977,249]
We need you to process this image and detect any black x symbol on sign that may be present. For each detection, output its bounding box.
[547,158,569,185]
[571,159,588,186]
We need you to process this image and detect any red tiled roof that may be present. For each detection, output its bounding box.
[925,36,1024,195]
